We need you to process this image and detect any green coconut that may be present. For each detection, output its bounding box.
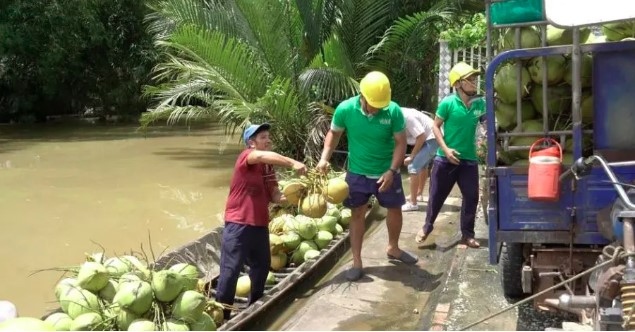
[602,21,635,41]
[151,270,184,302]
[334,223,344,235]
[190,312,217,331]
[60,287,101,319]
[564,54,593,88]
[118,272,142,289]
[325,207,341,221]
[293,216,318,240]
[281,232,302,252]
[502,27,541,50]
[169,263,200,291]
[494,62,531,104]
[127,319,157,331]
[495,100,537,130]
[77,261,110,292]
[339,208,352,227]
[530,84,571,116]
[314,230,333,249]
[291,241,318,265]
[266,271,276,285]
[113,280,153,316]
[527,55,567,86]
[98,279,118,302]
[546,25,591,46]
[172,290,207,324]
[55,278,78,301]
[70,312,102,331]
[104,257,132,277]
[115,309,139,330]
[303,249,321,262]
[161,319,190,331]
[235,275,251,298]
[44,313,72,331]
[316,216,338,234]
[0,317,54,331]
[282,216,298,233]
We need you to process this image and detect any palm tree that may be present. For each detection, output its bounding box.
[141,0,481,162]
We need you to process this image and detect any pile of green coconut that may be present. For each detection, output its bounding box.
[492,22,635,166]
[269,204,351,268]
[0,254,225,331]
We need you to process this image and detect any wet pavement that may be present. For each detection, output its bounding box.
[264,181,573,331]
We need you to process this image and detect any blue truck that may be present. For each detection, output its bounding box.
[484,0,635,328]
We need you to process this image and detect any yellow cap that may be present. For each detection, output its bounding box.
[360,71,391,109]
[449,62,480,86]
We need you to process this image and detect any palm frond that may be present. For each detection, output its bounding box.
[298,67,358,104]
[232,0,299,79]
[156,25,270,102]
[145,0,239,41]
[140,105,214,127]
[308,34,355,76]
[338,0,393,68]
[368,9,452,61]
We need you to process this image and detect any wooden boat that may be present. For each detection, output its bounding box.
[148,200,381,331]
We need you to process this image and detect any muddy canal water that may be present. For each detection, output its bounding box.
[0,123,241,317]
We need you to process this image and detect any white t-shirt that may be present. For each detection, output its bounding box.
[401,107,435,145]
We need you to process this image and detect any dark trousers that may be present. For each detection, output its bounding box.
[423,157,479,239]
[215,222,270,319]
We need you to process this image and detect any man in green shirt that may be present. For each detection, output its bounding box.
[317,71,419,281]
[416,62,484,249]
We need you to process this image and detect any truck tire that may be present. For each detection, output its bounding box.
[500,242,525,298]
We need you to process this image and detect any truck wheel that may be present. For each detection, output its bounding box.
[500,242,525,298]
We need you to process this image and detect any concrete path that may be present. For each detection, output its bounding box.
[269,186,473,331]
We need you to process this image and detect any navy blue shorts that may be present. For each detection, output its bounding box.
[344,172,406,209]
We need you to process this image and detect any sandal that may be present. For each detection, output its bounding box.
[415,230,429,244]
[461,237,480,249]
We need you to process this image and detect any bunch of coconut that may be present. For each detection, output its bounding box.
[278,171,349,219]
[26,253,226,331]
[492,24,603,167]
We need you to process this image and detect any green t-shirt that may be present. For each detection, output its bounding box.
[436,94,485,161]
[332,96,406,177]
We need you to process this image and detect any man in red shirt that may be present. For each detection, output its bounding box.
[215,123,307,319]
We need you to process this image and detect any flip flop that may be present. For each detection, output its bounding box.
[415,230,429,244]
[345,267,364,281]
[387,250,419,265]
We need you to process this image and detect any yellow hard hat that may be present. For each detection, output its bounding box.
[360,71,391,109]
[449,62,480,86]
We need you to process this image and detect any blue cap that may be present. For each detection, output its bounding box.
[243,123,271,145]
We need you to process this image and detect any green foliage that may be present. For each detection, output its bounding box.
[440,13,487,50]
[142,0,401,161]
[0,0,157,122]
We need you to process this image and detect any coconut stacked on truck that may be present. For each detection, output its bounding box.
[492,22,635,166]
[1,253,228,331]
